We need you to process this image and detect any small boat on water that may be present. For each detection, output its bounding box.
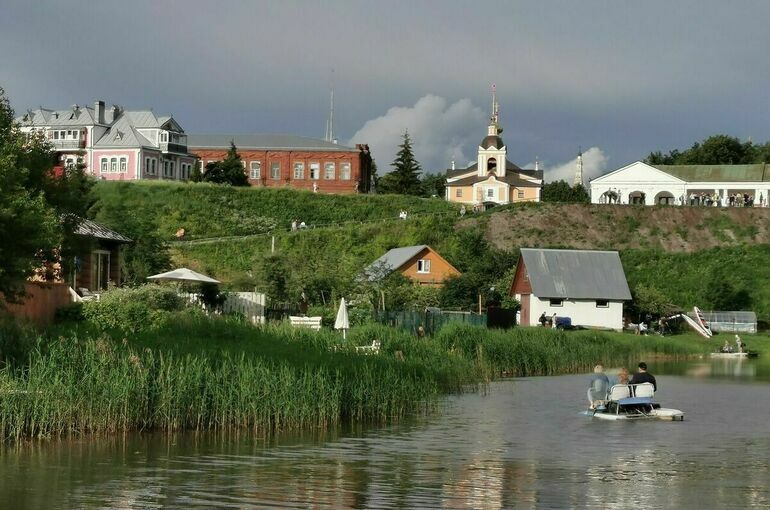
[710,351,758,359]
[588,383,685,421]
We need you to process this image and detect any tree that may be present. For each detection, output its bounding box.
[644,134,758,165]
[189,160,203,182]
[202,142,249,186]
[381,131,422,195]
[541,180,589,203]
[420,173,446,198]
[258,253,291,303]
[0,87,67,302]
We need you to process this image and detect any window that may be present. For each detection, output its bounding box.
[160,132,168,142]
[456,188,463,197]
[250,161,261,179]
[151,159,157,175]
[486,188,495,199]
[163,161,169,177]
[549,298,563,307]
[101,158,108,173]
[417,259,431,274]
[596,300,609,308]
[310,162,320,180]
[518,190,525,199]
[271,162,280,180]
[145,157,151,175]
[340,162,351,180]
[110,158,117,173]
[119,157,127,173]
[169,161,175,177]
[53,131,60,140]
[324,162,335,180]
[293,162,305,180]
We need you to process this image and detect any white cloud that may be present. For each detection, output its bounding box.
[539,147,609,184]
[348,94,486,174]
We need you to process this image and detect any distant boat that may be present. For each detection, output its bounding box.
[710,351,758,359]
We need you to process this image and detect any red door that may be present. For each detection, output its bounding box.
[520,294,530,326]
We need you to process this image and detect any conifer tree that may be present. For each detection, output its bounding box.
[202,142,249,186]
[388,131,422,195]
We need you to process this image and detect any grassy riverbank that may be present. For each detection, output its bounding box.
[0,315,719,441]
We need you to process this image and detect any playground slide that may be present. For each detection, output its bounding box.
[693,306,713,337]
[681,313,712,338]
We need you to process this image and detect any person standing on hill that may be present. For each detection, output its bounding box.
[630,362,657,391]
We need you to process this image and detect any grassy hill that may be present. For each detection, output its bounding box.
[90,182,770,320]
[92,181,457,239]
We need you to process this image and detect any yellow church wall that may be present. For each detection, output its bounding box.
[509,186,540,203]
[447,185,476,203]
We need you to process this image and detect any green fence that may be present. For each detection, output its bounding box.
[374,310,487,335]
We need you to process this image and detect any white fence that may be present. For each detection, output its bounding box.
[181,291,266,324]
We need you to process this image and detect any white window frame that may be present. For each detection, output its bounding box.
[293,162,305,180]
[119,157,127,173]
[596,300,609,308]
[324,162,335,180]
[160,132,168,142]
[110,158,117,173]
[250,161,261,179]
[310,162,320,180]
[518,190,525,199]
[417,259,431,274]
[271,162,280,180]
[549,298,563,307]
[340,162,351,180]
[486,188,495,199]
[456,188,463,197]
[101,158,108,173]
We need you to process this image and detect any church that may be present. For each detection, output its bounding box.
[445,89,543,207]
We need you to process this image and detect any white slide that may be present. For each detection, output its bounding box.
[681,313,711,338]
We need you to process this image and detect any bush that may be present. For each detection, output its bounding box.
[81,285,182,333]
[54,302,84,323]
[0,318,37,366]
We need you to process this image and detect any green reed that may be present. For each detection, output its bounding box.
[0,317,709,440]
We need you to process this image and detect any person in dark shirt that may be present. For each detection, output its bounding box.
[630,362,657,391]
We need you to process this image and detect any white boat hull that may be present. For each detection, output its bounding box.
[710,352,749,359]
[592,407,684,421]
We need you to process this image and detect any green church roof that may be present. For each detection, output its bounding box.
[653,164,769,182]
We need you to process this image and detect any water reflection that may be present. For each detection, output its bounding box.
[1,363,770,509]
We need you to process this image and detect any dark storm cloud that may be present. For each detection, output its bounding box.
[2,0,770,174]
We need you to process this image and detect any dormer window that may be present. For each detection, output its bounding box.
[160,132,168,143]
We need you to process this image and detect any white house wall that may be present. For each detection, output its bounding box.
[591,161,770,206]
[529,296,624,331]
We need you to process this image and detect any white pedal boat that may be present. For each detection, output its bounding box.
[589,383,684,421]
[710,351,757,359]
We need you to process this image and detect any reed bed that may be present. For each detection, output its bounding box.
[0,317,707,441]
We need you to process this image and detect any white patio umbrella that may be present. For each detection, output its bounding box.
[147,268,220,284]
[334,297,350,339]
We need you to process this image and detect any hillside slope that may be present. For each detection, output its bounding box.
[470,203,770,252]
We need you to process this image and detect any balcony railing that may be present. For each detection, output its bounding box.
[160,141,188,154]
[51,139,86,150]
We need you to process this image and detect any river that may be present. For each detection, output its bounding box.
[1,357,769,509]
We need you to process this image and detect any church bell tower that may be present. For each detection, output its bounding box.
[477,84,507,178]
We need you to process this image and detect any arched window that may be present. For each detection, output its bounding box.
[487,157,497,175]
[629,191,646,205]
[655,191,675,205]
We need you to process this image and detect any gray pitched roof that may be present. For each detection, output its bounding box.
[17,106,97,127]
[364,245,429,280]
[92,115,155,148]
[188,134,357,152]
[520,248,631,300]
[74,218,132,243]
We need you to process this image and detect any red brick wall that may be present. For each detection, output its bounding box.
[190,146,372,194]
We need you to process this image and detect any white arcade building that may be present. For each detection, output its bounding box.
[590,161,770,206]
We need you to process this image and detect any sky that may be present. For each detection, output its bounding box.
[3,0,770,182]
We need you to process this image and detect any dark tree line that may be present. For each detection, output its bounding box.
[645,134,770,165]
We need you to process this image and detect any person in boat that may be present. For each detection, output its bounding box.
[617,367,630,385]
[630,362,657,392]
[722,340,733,353]
[588,365,610,409]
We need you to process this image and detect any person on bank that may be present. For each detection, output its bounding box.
[588,364,610,409]
[630,362,657,392]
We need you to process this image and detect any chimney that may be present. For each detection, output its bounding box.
[95,100,105,124]
[111,104,121,121]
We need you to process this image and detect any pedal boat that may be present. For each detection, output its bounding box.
[709,351,758,359]
[590,383,684,421]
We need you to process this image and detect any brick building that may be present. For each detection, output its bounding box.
[188,134,373,193]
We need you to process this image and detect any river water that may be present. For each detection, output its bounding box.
[1,358,769,509]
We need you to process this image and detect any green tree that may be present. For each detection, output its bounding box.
[420,173,446,198]
[189,160,203,182]
[381,131,422,195]
[258,253,290,303]
[645,135,757,165]
[202,142,249,186]
[0,87,66,302]
[542,180,589,203]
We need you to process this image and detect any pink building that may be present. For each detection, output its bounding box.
[17,100,197,181]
